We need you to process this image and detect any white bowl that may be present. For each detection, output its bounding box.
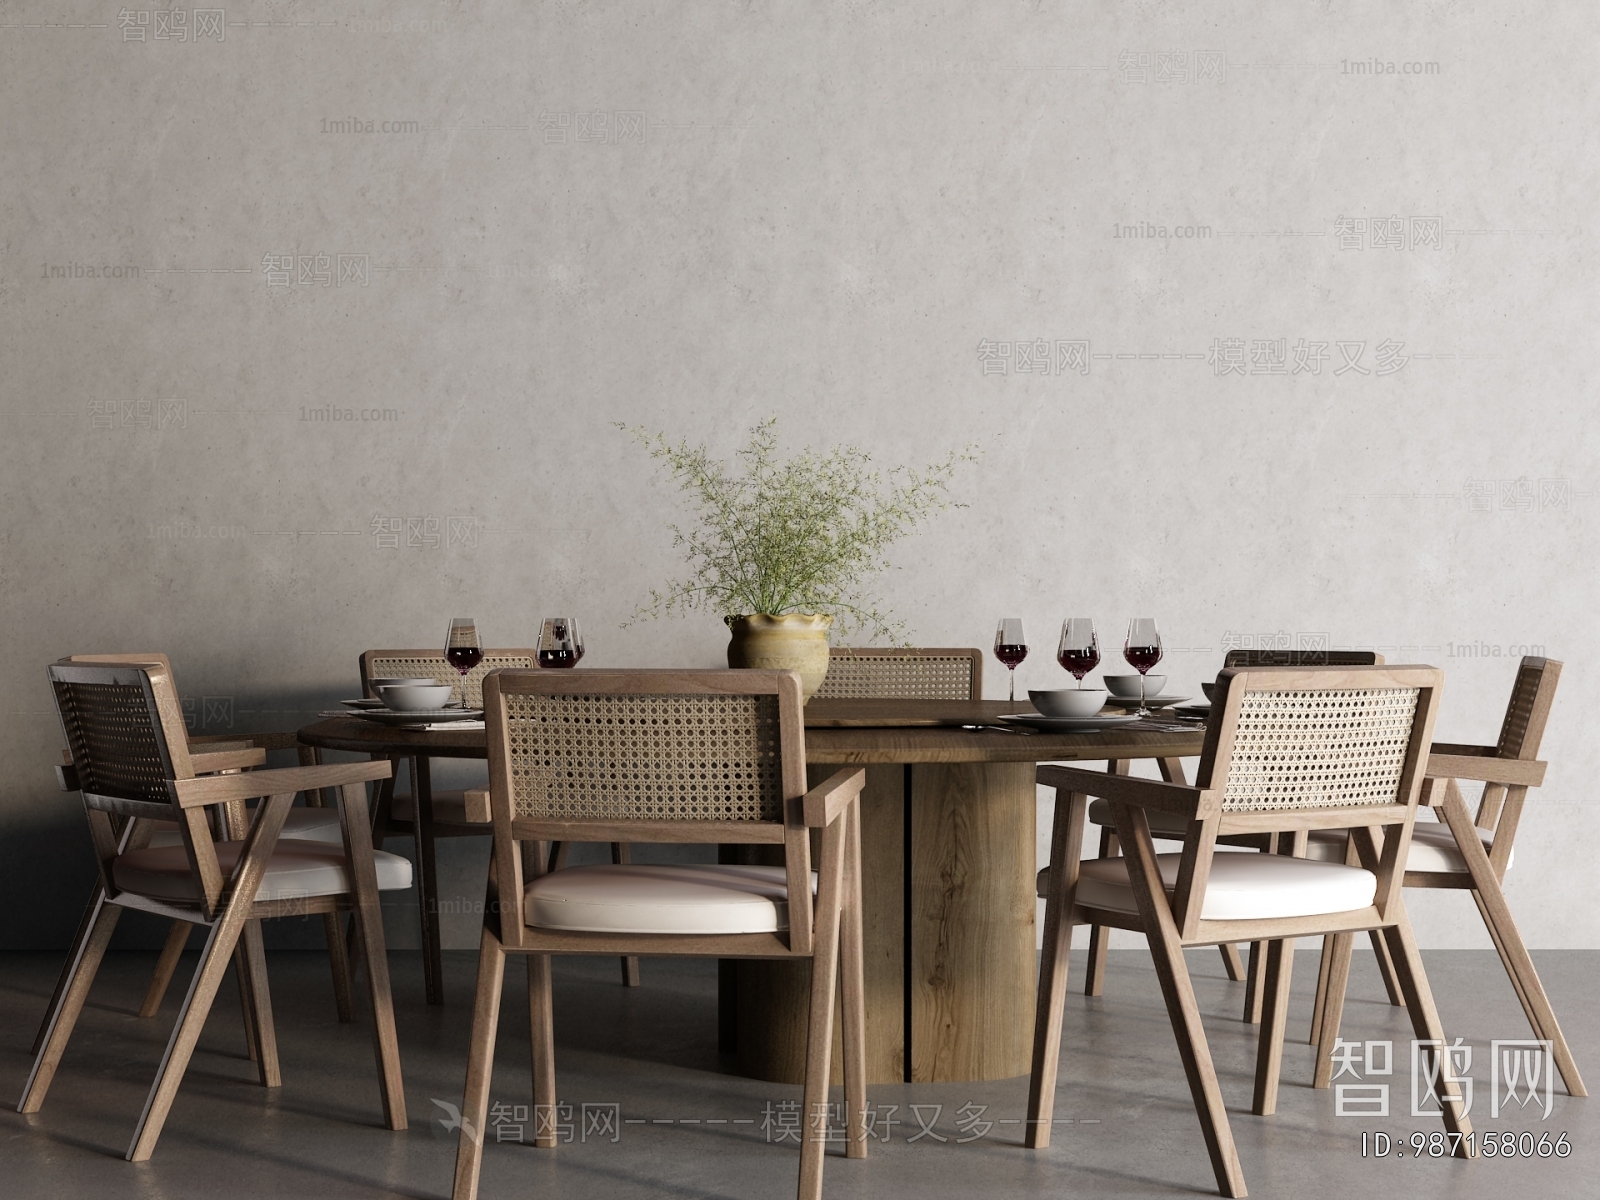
[378,683,456,711]
[370,676,436,691]
[1104,674,1165,699]
[1029,689,1107,719]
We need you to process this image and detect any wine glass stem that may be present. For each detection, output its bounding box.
[1139,673,1147,714]
[1009,669,1016,702]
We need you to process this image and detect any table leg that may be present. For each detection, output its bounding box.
[909,761,1036,1082]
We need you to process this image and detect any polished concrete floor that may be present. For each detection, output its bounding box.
[0,946,1593,1199]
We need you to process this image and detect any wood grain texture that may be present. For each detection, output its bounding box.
[910,761,1036,1082]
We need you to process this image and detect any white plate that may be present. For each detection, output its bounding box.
[997,713,1143,732]
[340,698,387,709]
[1104,694,1190,710]
[355,708,484,726]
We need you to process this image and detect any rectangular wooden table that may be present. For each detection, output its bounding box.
[729,699,1207,1085]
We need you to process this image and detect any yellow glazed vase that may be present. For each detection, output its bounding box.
[725,613,833,701]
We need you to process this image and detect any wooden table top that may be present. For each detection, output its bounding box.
[300,700,1207,766]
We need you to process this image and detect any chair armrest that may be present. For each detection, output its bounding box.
[802,767,867,827]
[462,789,493,824]
[169,759,391,808]
[1426,753,1546,788]
[190,730,304,752]
[191,748,268,774]
[1036,764,1219,819]
[1431,741,1498,757]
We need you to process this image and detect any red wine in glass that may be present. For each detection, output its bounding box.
[1058,647,1100,678]
[537,647,576,668]
[538,617,583,669]
[1123,618,1163,715]
[1123,645,1162,672]
[994,618,1028,701]
[446,646,484,673]
[445,617,482,707]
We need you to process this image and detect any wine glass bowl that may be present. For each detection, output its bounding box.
[1122,617,1163,716]
[444,617,484,707]
[994,618,1028,702]
[1056,618,1100,689]
[538,617,584,668]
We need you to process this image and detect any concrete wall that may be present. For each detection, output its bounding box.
[2,3,1594,951]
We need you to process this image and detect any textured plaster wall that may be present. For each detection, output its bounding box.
[1,3,1596,952]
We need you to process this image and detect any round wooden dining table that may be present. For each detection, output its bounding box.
[300,700,1207,1085]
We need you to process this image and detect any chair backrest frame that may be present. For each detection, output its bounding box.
[480,668,814,954]
[360,648,538,708]
[1475,656,1561,866]
[814,647,984,701]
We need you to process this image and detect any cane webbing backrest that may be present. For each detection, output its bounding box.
[814,648,983,701]
[1224,650,1383,668]
[362,650,536,708]
[502,691,785,823]
[1494,657,1559,760]
[1219,685,1422,813]
[50,664,184,804]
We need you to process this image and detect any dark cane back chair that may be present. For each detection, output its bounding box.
[21,662,409,1161]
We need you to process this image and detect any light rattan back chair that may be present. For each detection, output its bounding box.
[1028,665,1471,1197]
[1308,656,1585,1097]
[813,647,984,701]
[22,662,409,1161]
[450,669,867,1200]
[1083,649,1388,1014]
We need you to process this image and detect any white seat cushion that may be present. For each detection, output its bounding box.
[1040,853,1377,921]
[390,789,484,825]
[1305,823,1510,873]
[114,841,413,903]
[525,864,816,935]
[147,806,346,849]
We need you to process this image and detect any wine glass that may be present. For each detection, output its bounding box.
[538,617,584,668]
[994,618,1028,702]
[1123,618,1163,716]
[1057,618,1100,688]
[445,617,483,707]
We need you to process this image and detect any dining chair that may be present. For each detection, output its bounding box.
[813,646,984,700]
[450,668,868,1200]
[34,653,358,1051]
[21,661,411,1160]
[358,647,641,1003]
[1027,665,1471,1197]
[1081,649,1388,1021]
[1306,656,1585,1097]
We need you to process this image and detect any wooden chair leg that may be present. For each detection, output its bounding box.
[529,953,557,1148]
[1025,871,1075,1149]
[1084,825,1116,997]
[1308,935,1333,1045]
[1242,941,1266,1023]
[1369,928,1406,1007]
[1312,932,1355,1089]
[127,915,250,1161]
[139,921,192,1019]
[239,919,281,1088]
[798,874,845,1200]
[452,927,506,1200]
[1142,904,1247,1196]
[1380,910,1475,1153]
[1218,942,1246,982]
[33,885,110,1056]
[838,800,868,1159]
[610,843,642,988]
[322,911,356,1022]
[1251,938,1296,1115]
[413,755,445,1006]
[19,899,123,1112]
[233,942,260,1063]
[1470,891,1587,1096]
[342,782,407,1130]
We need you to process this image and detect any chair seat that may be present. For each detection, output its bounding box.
[1305,823,1510,873]
[525,864,816,935]
[114,841,413,903]
[390,789,484,825]
[1040,853,1377,921]
[147,806,346,849]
